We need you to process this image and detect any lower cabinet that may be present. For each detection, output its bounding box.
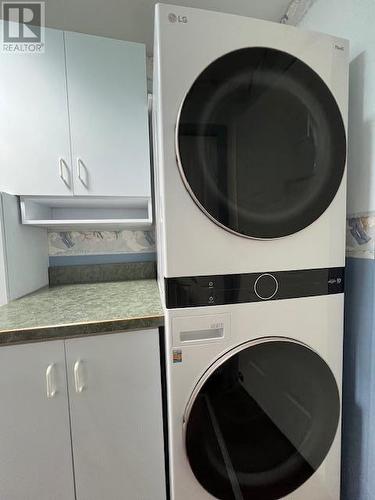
[0,329,166,500]
[65,330,166,500]
[0,340,75,500]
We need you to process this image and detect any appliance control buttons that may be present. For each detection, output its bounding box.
[254,273,278,300]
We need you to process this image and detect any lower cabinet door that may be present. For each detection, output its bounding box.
[65,330,166,500]
[0,341,75,500]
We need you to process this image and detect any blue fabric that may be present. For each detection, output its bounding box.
[342,257,375,500]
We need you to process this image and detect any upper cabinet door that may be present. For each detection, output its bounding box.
[0,26,73,196]
[64,32,151,197]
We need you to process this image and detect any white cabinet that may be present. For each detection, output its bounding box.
[0,330,166,499]
[66,330,166,500]
[65,32,151,198]
[0,341,75,500]
[0,27,72,196]
[0,26,152,227]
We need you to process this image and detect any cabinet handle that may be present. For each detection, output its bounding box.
[77,158,87,187]
[59,158,71,188]
[46,363,57,399]
[74,360,85,393]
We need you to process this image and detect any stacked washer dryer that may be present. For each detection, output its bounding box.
[152,4,348,500]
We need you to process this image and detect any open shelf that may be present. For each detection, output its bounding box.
[20,196,152,230]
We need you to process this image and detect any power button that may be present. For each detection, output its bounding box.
[254,274,278,300]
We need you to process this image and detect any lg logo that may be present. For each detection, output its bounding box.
[168,12,188,24]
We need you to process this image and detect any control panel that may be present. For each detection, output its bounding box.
[165,267,344,309]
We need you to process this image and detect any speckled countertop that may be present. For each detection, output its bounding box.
[0,280,164,345]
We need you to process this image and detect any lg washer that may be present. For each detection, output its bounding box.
[164,269,344,500]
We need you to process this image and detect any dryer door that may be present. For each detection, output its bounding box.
[184,338,340,500]
[176,48,346,239]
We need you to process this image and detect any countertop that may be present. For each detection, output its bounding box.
[0,279,164,345]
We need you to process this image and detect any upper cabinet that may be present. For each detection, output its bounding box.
[0,26,151,227]
[65,32,151,198]
[0,27,72,196]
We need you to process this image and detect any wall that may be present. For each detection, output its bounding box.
[300,2,375,499]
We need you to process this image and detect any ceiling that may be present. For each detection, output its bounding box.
[36,0,293,54]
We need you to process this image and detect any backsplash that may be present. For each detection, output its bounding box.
[346,214,375,259]
[48,229,156,266]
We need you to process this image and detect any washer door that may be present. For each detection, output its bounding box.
[185,339,340,500]
[176,48,346,239]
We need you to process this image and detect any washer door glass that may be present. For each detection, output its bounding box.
[185,339,340,500]
[177,48,346,239]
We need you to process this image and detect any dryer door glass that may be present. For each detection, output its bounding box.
[177,48,346,239]
[185,339,340,499]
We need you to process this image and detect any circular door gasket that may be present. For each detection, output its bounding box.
[184,338,340,499]
[176,47,346,239]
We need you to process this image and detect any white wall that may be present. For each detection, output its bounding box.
[300,0,375,216]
